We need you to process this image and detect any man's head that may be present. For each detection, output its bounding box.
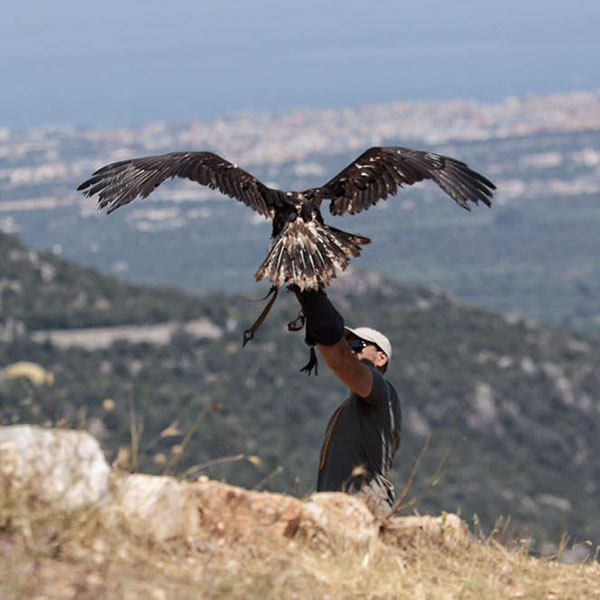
[344,326,392,373]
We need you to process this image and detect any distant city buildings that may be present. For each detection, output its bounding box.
[0,91,599,230]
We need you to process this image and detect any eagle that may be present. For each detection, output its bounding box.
[78,147,494,346]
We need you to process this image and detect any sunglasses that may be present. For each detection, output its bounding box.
[348,339,371,353]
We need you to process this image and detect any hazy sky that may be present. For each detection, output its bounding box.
[2,0,599,128]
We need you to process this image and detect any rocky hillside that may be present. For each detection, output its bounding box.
[1,232,599,546]
[1,426,598,600]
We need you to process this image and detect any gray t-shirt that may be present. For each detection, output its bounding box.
[316,363,402,495]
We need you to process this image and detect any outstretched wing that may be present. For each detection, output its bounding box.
[77,151,289,218]
[316,147,495,216]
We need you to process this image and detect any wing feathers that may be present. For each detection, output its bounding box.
[320,147,495,216]
[78,151,287,217]
[78,146,495,224]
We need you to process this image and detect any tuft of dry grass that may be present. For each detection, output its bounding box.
[1,492,599,600]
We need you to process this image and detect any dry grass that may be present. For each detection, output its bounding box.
[1,496,599,600]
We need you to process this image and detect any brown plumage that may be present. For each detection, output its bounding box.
[77,146,495,291]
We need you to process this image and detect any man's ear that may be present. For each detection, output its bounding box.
[375,351,388,370]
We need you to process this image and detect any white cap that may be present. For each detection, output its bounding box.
[344,326,392,360]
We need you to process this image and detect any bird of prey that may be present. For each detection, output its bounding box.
[78,146,495,296]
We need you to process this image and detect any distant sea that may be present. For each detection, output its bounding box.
[3,40,600,129]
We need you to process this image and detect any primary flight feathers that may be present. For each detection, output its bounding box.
[78,146,495,290]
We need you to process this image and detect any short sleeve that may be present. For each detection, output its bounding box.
[359,365,389,408]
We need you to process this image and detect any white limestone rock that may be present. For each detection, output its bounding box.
[110,473,195,542]
[0,425,110,509]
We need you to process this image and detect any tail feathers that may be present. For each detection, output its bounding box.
[255,218,370,290]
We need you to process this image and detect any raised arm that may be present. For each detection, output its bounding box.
[318,339,374,398]
[291,287,373,397]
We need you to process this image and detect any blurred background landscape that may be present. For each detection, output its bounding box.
[1,0,599,553]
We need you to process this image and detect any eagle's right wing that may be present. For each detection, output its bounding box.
[77,151,289,218]
[317,146,495,216]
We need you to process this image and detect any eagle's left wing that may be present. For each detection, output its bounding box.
[77,151,289,218]
[316,147,495,216]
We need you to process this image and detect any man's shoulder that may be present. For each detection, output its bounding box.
[357,365,390,407]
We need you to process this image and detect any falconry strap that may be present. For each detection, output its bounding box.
[242,286,279,347]
[287,310,305,332]
[300,347,319,376]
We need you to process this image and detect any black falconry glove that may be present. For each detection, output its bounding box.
[287,286,345,376]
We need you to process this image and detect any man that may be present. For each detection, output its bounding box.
[293,288,402,517]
